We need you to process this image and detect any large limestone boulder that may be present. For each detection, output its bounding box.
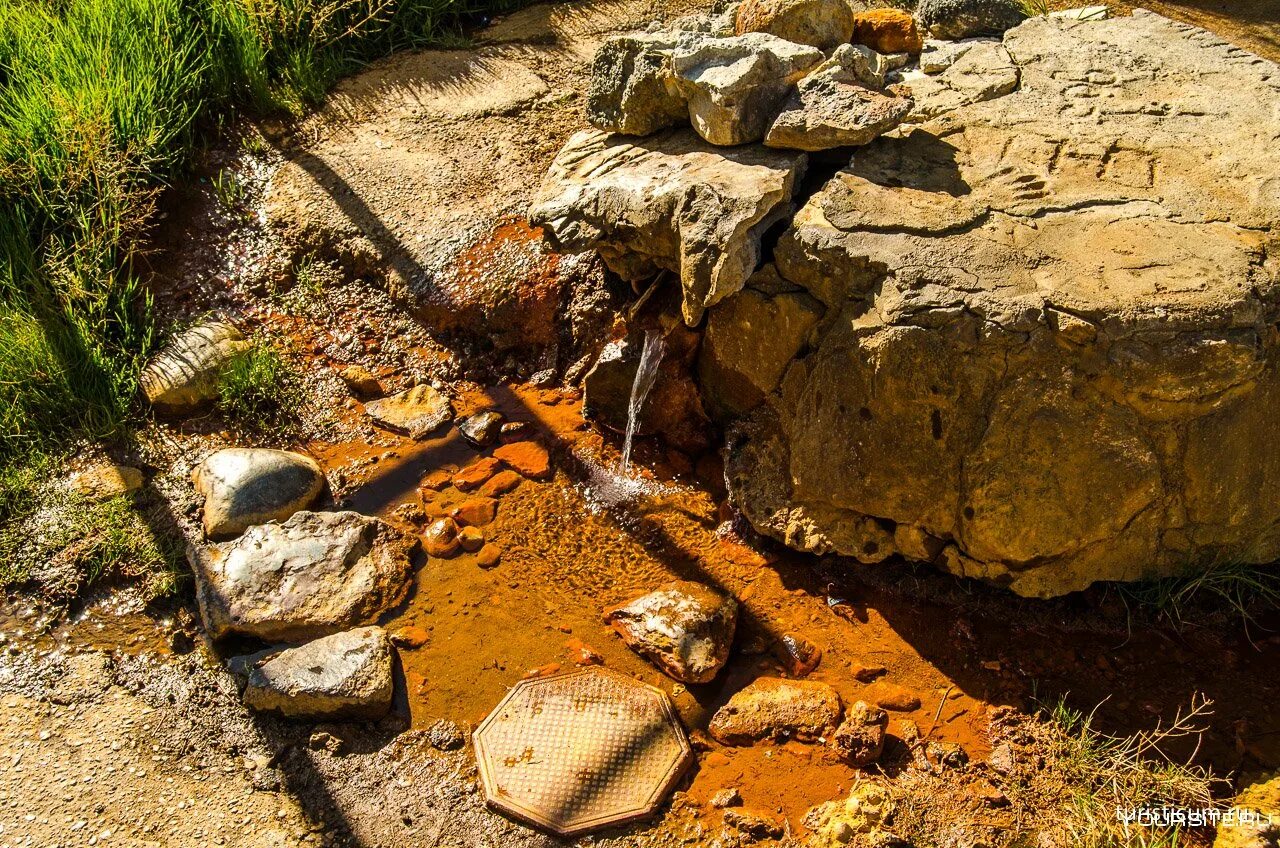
[192,448,326,540]
[242,627,395,720]
[715,12,1280,596]
[139,320,250,415]
[586,29,823,146]
[530,128,807,324]
[189,511,416,641]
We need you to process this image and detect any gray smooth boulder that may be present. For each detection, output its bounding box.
[603,580,737,683]
[530,128,807,325]
[189,511,416,641]
[243,627,394,719]
[916,0,1026,39]
[717,12,1280,597]
[192,448,326,540]
[139,320,250,415]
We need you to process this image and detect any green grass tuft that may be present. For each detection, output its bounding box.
[0,0,529,468]
[216,337,303,432]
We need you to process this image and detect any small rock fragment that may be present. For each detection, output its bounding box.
[475,544,502,569]
[458,411,504,447]
[564,637,604,666]
[339,365,382,398]
[364,385,453,439]
[453,457,502,492]
[710,787,743,809]
[478,469,523,497]
[243,626,394,720]
[492,441,552,480]
[451,497,498,527]
[928,740,969,768]
[829,701,888,766]
[604,580,737,684]
[772,632,822,678]
[390,625,430,649]
[424,517,461,557]
[69,464,144,503]
[427,719,466,751]
[724,808,785,840]
[851,663,887,683]
[851,8,924,54]
[709,677,842,745]
[866,682,922,712]
[457,525,485,552]
[192,448,326,540]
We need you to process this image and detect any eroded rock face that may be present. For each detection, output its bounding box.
[140,321,250,415]
[530,128,806,324]
[192,448,326,540]
[716,12,1280,597]
[189,511,416,641]
[586,30,823,146]
[604,580,737,683]
[243,627,394,720]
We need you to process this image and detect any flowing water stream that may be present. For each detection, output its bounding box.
[619,328,666,474]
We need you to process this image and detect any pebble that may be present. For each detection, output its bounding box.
[451,497,497,527]
[475,544,502,569]
[478,470,522,497]
[491,441,552,480]
[710,787,742,809]
[453,458,502,492]
[457,526,485,552]
[866,682,921,712]
[423,517,461,558]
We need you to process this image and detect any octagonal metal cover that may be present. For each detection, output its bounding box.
[473,666,693,836]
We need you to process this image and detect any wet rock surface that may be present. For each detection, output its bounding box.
[708,677,842,744]
[722,12,1280,596]
[604,579,737,683]
[139,320,250,415]
[192,448,326,539]
[364,384,453,439]
[531,128,807,325]
[189,510,416,640]
[243,626,395,719]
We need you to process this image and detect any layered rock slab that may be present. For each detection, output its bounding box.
[243,626,395,719]
[530,128,806,324]
[189,511,416,640]
[716,12,1280,596]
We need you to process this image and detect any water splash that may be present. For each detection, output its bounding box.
[619,328,666,474]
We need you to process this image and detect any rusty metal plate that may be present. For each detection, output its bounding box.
[473,666,693,837]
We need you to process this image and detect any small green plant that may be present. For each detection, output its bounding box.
[1017,0,1051,15]
[1040,695,1224,848]
[211,168,247,210]
[1116,559,1280,638]
[215,338,302,431]
[0,483,183,602]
